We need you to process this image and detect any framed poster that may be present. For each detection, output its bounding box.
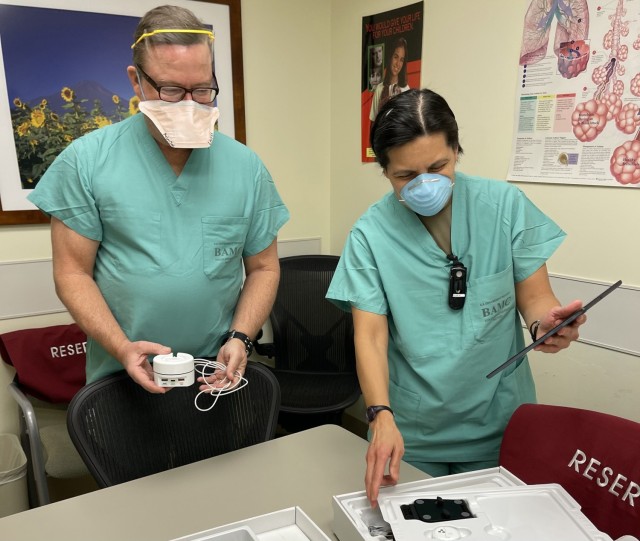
[0,0,245,225]
[361,2,423,163]
[508,0,640,188]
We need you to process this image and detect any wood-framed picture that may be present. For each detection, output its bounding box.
[0,0,245,225]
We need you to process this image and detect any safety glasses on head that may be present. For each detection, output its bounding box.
[131,28,214,49]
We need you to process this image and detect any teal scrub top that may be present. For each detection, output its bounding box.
[28,114,289,383]
[326,173,565,462]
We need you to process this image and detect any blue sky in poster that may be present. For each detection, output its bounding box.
[0,4,137,106]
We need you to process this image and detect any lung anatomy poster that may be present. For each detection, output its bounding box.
[508,0,640,187]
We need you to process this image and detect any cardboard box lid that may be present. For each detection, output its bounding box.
[172,506,331,541]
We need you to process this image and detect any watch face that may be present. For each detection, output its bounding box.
[366,407,376,423]
[366,406,392,423]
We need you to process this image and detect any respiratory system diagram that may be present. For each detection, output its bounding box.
[518,0,640,185]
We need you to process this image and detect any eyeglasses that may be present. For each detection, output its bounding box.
[136,64,219,104]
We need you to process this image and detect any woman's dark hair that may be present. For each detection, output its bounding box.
[370,88,464,169]
[383,37,408,88]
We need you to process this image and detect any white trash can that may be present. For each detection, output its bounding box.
[0,433,28,517]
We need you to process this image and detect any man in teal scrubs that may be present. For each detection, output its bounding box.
[28,6,289,393]
[326,88,585,507]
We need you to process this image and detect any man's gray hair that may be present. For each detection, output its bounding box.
[132,5,211,66]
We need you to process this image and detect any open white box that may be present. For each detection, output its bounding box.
[172,506,331,541]
[332,466,617,541]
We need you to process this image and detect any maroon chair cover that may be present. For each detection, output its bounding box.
[0,323,87,403]
[500,403,640,540]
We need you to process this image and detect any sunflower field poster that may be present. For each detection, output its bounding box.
[0,4,138,211]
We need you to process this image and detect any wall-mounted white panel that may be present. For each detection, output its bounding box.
[277,237,322,258]
[548,274,639,358]
[0,237,324,320]
[3,255,636,357]
[0,259,64,319]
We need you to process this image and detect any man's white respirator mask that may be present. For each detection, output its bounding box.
[132,28,219,148]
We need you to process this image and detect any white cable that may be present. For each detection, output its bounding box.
[192,358,248,412]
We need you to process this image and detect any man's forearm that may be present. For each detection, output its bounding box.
[229,267,279,340]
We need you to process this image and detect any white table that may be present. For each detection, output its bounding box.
[0,424,427,541]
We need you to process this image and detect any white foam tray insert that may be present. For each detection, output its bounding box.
[172,506,331,541]
[379,483,613,541]
[332,467,525,541]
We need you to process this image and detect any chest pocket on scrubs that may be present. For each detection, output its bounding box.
[202,216,249,279]
[467,265,516,343]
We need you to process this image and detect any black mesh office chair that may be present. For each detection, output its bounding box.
[256,255,360,432]
[66,361,280,487]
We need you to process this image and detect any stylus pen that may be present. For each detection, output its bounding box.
[486,280,623,379]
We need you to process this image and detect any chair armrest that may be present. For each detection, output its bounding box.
[7,379,38,433]
[254,340,275,358]
[8,379,51,505]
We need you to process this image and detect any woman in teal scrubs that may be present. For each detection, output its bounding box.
[326,88,585,507]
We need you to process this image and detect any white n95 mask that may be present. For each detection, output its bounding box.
[138,100,219,148]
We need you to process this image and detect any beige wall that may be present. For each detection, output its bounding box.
[241,0,331,247]
[329,0,640,422]
[1,0,638,438]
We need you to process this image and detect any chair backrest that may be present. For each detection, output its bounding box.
[0,323,87,403]
[499,403,640,540]
[67,361,280,487]
[271,255,355,373]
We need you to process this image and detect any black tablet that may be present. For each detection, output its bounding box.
[486,280,622,379]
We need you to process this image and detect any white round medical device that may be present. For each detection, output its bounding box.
[152,352,195,387]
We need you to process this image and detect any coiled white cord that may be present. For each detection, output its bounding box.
[193,358,248,412]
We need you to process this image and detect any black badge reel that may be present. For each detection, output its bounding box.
[153,352,195,387]
[447,254,467,310]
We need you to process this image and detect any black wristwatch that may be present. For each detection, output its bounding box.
[221,329,254,357]
[366,405,394,423]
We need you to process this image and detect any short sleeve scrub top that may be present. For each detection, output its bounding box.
[326,172,565,463]
[29,113,290,383]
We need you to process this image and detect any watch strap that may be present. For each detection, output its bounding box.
[221,330,254,357]
[366,405,394,423]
